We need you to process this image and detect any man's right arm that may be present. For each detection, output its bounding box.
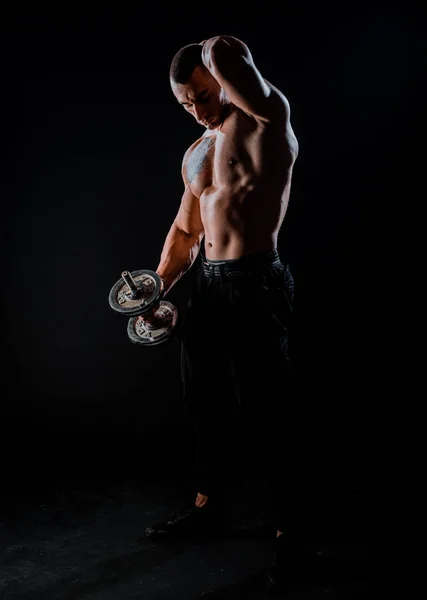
[155,163,204,296]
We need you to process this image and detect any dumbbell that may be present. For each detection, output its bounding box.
[108,269,179,346]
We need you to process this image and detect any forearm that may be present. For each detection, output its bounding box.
[201,36,241,70]
[201,36,221,72]
[156,221,203,295]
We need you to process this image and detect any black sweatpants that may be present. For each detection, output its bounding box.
[180,250,301,534]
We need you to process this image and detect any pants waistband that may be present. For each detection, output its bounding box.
[202,250,282,277]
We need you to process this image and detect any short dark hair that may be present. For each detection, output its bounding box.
[169,43,204,84]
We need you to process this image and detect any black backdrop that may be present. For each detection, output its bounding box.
[1,5,419,491]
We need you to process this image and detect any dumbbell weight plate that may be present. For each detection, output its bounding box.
[127,301,178,346]
[108,269,163,317]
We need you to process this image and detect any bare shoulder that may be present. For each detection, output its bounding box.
[181,138,203,177]
[182,134,215,174]
[182,134,211,162]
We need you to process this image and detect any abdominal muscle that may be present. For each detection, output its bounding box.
[200,186,288,261]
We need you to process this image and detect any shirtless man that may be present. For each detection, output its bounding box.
[145,36,303,591]
[156,36,298,289]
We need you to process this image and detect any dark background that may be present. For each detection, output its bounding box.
[1,5,420,494]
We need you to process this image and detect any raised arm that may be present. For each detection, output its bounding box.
[201,35,288,123]
[155,156,204,295]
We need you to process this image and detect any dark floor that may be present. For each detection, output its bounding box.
[0,459,374,600]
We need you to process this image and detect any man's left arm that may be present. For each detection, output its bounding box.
[201,35,288,123]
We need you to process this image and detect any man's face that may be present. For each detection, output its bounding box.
[171,65,228,130]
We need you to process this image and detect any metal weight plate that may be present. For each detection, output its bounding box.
[127,301,178,346]
[108,269,163,317]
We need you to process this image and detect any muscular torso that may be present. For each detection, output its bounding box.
[184,105,298,260]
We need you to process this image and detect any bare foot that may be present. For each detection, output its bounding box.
[195,493,208,508]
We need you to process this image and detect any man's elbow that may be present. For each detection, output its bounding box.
[174,220,203,244]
